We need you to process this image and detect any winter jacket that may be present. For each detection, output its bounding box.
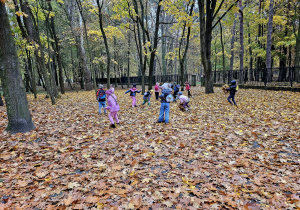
[97,89,106,102]
[174,85,180,92]
[106,89,120,112]
[159,88,172,103]
[185,84,190,91]
[143,91,151,100]
[154,84,160,92]
[179,95,189,104]
[125,87,141,97]
[226,85,237,95]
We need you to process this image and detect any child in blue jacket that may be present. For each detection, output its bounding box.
[226,80,237,106]
[97,84,106,114]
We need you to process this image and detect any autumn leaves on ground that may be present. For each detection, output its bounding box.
[0,87,300,209]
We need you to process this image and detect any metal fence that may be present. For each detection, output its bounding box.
[214,67,299,87]
[96,74,194,85]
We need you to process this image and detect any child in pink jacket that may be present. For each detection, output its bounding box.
[105,89,120,128]
[178,91,190,111]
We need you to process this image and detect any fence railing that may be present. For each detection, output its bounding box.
[214,67,299,87]
[94,67,299,87]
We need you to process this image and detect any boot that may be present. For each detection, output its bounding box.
[110,124,116,128]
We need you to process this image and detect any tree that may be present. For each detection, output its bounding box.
[198,0,239,94]
[294,4,300,82]
[0,0,35,133]
[266,0,274,83]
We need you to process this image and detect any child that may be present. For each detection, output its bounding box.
[157,83,173,124]
[97,84,106,114]
[173,84,180,102]
[185,81,192,98]
[125,84,141,107]
[226,80,237,106]
[105,89,120,128]
[142,90,153,105]
[177,91,190,111]
[154,83,160,101]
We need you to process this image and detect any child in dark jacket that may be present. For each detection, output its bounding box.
[97,84,106,114]
[142,90,153,106]
[226,80,237,106]
[173,84,180,102]
[125,84,141,107]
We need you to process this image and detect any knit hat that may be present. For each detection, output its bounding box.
[133,84,136,87]
[178,91,183,96]
[99,84,103,89]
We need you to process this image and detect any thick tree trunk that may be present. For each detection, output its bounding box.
[161,13,166,76]
[239,0,244,84]
[0,2,35,133]
[266,0,274,83]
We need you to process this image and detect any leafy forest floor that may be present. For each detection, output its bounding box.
[0,87,300,209]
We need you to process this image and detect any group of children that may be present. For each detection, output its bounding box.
[97,82,193,127]
[97,80,237,127]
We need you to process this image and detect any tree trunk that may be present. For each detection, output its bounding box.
[161,13,166,76]
[229,13,237,83]
[266,0,274,83]
[294,8,300,82]
[239,0,244,84]
[127,32,130,87]
[219,21,225,83]
[0,2,35,133]
[96,0,110,89]
[49,1,65,94]
[148,0,162,90]
[20,0,56,104]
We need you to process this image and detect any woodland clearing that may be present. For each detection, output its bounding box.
[0,87,300,209]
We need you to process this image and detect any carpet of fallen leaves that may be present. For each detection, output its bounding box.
[0,86,300,209]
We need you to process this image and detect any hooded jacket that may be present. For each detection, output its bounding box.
[125,87,141,97]
[159,88,172,103]
[106,89,120,112]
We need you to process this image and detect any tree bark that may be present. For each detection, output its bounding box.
[0,2,35,133]
[219,21,225,83]
[294,7,300,82]
[63,0,92,90]
[239,0,244,84]
[266,0,274,83]
[127,32,130,88]
[48,1,65,94]
[229,13,237,83]
[96,0,110,89]
[20,0,56,104]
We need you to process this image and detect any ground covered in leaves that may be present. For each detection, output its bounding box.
[0,87,300,209]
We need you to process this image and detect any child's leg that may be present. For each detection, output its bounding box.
[102,102,107,113]
[155,92,159,100]
[188,90,192,97]
[232,95,237,105]
[142,99,146,105]
[98,102,102,114]
[227,95,233,105]
[183,102,188,108]
[108,112,114,124]
[113,111,119,123]
[158,104,165,122]
[131,96,136,106]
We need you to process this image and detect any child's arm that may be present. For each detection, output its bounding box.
[137,90,141,93]
[125,90,130,94]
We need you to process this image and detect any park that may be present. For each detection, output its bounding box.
[1,0,300,208]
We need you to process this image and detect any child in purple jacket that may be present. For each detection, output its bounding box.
[125,84,141,107]
[105,89,120,128]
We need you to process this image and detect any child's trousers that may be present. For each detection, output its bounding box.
[227,95,237,105]
[98,101,106,114]
[109,111,119,124]
[131,96,136,106]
